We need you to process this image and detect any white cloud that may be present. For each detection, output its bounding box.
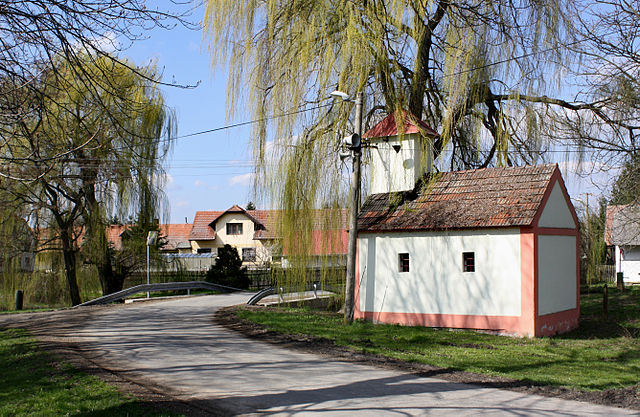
[188,41,200,52]
[229,173,254,186]
[176,200,190,208]
[194,179,207,187]
[74,31,120,54]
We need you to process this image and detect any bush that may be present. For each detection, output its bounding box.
[205,245,249,289]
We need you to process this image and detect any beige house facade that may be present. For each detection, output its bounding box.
[189,205,276,268]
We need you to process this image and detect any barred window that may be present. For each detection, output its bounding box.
[399,253,410,273]
[463,252,475,272]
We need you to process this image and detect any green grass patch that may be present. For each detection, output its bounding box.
[0,328,180,417]
[234,286,640,391]
[0,308,58,315]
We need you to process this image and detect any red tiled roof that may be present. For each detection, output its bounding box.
[107,223,193,251]
[161,223,193,250]
[605,205,624,246]
[250,209,348,241]
[310,229,348,256]
[189,211,224,240]
[358,164,558,232]
[363,111,439,139]
[248,209,277,239]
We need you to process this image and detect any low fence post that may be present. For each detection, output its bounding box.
[603,284,608,319]
[616,272,625,292]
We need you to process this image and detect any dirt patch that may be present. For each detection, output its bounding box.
[213,305,640,411]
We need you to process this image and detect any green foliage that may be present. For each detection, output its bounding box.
[580,197,608,284]
[610,154,640,206]
[235,286,640,390]
[96,220,169,295]
[205,245,249,289]
[0,53,175,304]
[203,0,573,296]
[0,328,180,416]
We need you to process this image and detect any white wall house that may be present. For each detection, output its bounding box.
[356,113,580,337]
[189,205,275,268]
[605,205,640,284]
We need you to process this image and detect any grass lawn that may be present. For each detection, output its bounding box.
[0,328,180,417]
[234,285,640,391]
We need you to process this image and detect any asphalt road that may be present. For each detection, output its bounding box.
[5,294,638,416]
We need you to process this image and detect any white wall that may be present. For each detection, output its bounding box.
[538,182,576,229]
[369,133,432,194]
[537,235,577,315]
[358,229,522,316]
[620,245,640,283]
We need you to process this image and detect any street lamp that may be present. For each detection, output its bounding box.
[331,90,364,324]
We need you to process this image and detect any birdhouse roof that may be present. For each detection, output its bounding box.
[363,111,439,139]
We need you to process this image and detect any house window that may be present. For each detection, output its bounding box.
[398,253,410,272]
[242,248,256,262]
[463,252,475,272]
[197,248,212,254]
[226,223,243,235]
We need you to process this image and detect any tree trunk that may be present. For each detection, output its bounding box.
[60,229,81,306]
[98,258,126,295]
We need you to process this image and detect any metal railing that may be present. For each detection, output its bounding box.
[246,282,341,305]
[76,281,242,307]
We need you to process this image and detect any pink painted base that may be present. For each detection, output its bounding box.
[354,309,579,337]
[536,309,579,337]
[355,310,528,336]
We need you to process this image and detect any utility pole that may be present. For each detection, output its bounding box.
[344,91,363,324]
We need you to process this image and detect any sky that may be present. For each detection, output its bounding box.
[122,6,616,225]
[125,10,255,224]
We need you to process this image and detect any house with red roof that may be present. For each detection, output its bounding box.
[106,223,193,254]
[189,205,348,268]
[188,205,274,267]
[355,113,580,337]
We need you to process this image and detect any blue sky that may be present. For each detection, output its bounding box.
[125,12,255,224]
[122,7,615,224]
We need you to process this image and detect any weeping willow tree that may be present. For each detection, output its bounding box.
[0,54,175,305]
[204,0,576,298]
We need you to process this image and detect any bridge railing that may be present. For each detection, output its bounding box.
[76,281,243,307]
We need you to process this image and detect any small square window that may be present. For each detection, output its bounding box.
[398,253,410,273]
[463,252,475,272]
[226,223,243,235]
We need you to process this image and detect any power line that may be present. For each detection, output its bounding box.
[174,103,333,140]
